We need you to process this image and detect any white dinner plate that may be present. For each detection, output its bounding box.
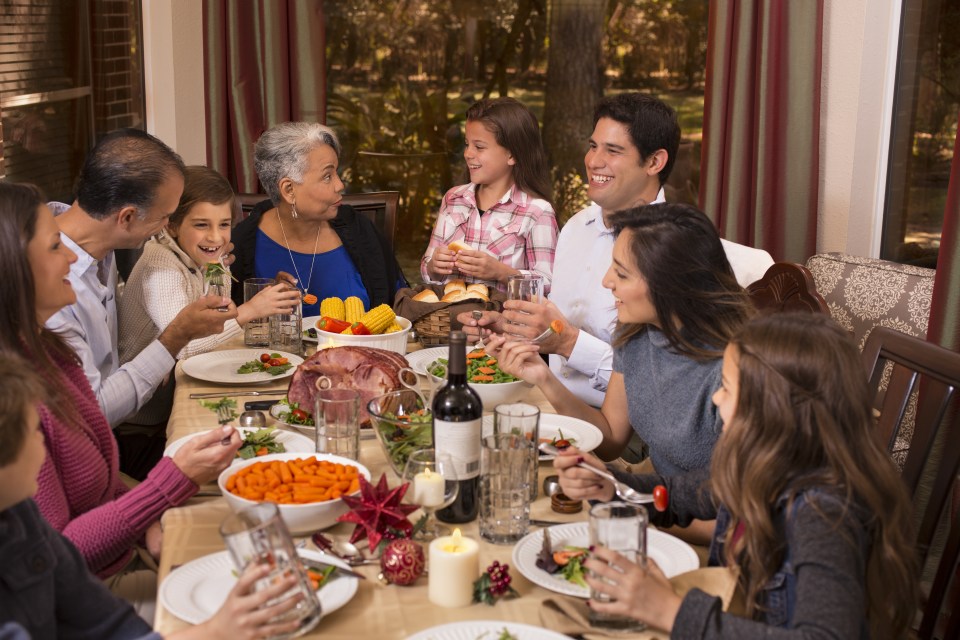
[481,413,604,461]
[406,621,573,640]
[181,349,303,385]
[164,427,314,462]
[405,346,449,376]
[302,315,321,343]
[511,522,699,598]
[159,549,357,625]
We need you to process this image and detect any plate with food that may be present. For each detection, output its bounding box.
[406,621,573,640]
[536,414,604,461]
[164,427,313,463]
[511,522,699,598]
[269,398,316,435]
[181,349,303,384]
[301,315,321,343]
[159,549,358,625]
[404,346,449,377]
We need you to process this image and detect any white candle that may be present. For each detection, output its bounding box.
[413,468,445,507]
[428,528,479,607]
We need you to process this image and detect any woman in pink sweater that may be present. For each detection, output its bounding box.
[0,183,241,603]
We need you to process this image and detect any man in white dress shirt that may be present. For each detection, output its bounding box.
[46,129,237,441]
[462,94,772,408]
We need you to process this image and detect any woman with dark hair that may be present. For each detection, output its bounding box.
[0,182,241,617]
[421,96,558,292]
[231,122,406,316]
[490,202,753,475]
[554,313,918,637]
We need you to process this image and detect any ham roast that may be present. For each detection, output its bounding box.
[287,346,409,420]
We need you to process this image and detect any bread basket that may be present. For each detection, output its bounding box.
[394,281,503,346]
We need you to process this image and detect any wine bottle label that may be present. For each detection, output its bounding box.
[433,417,481,479]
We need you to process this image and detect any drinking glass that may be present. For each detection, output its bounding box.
[492,403,540,501]
[270,296,303,355]
[588,502,648,631]
[244,278,275,347]
[402,448,458,539]
[219,502,322,638]
[479,433,534,544]
[314,388,361,460]
[204,265,231,313]
[506,274,544,304]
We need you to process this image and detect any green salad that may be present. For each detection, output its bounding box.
[374,407,433,471]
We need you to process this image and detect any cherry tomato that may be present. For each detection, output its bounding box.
[553,438,571,450]
[259,353,271,363]
[291,408,309,422]
[653,485,669,512]
[268,358,282,367]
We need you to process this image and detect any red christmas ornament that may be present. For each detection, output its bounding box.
[380,539,425,585]
[337,474,419,552]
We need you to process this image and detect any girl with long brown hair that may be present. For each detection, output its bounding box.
[492,203,753,476]
[421,96,559,292]
[555,312,918,636]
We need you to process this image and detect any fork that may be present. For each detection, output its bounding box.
[215,405,236,444]
[537,442,667,509]
[472,310,486,349]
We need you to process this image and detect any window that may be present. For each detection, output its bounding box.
[882,0,958,268]
[323,0,709,276]
[0,0,145,202]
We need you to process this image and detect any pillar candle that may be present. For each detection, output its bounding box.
[413,467,445,507]
[428,528,479,607]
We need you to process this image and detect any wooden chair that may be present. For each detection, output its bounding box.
[746,262,829,315]
[861,327,960,638]
[236,191,400,252]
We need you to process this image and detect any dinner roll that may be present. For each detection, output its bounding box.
[441,291,471,303]
[466,283,488,296]
[412,289,440,303]
[448,240,471,253]
[444,279,467,295]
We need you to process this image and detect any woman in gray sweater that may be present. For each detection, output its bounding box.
[555,313,918,637]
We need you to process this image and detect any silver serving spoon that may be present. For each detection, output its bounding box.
[312,533,379,566]
[537,442,668,510]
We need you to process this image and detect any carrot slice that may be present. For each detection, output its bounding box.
[550,319,565,334]
[477,366,496,374]
[467,350,486,359]
[471,374,495,382]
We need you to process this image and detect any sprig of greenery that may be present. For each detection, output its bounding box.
[204,261,238,283]
[199,397,238,423]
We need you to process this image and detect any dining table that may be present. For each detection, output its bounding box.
[153,335,714,639]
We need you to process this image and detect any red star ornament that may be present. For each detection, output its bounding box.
[337,473,419,551]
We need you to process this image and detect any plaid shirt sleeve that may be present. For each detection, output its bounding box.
[420,190,462,284]
[517,200,559,293]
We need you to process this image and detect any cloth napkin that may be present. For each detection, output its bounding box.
[539,567,742,640]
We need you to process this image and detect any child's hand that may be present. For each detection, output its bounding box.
[584,547,681,633]
[427,246,458,277]
[243,283,301,320]
[453,248,513,281]
[553,449,616,502]
[485,334,549,385]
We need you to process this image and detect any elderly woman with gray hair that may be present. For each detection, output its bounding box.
[231,122,406,315]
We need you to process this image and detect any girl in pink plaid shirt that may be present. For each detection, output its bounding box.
[421,97,558,292]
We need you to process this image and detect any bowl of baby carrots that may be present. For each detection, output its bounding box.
[219,452,371,535]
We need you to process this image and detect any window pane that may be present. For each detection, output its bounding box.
[882,0,958,267]
[324,0,708,278]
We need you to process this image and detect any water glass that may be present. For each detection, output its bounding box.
[270,297,302,355]
[219,502,321,638]
[506,274,544,304]
[479,433,534,544]
[492,403,540,501]
[244,278,275,347]
[315,388,361,460]
[588,502,648,631]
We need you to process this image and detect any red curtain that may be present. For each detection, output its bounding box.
[699,0,824,262]
[203,1,326,193]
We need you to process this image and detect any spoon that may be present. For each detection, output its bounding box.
[537,442,669,511]
[312,533,380,566]
[472,310,486,349]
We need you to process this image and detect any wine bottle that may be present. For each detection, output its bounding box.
[433,330,483,523]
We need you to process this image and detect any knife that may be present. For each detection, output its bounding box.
[301,557,367,580]
[189,390,287,399]
[245,399,283,411]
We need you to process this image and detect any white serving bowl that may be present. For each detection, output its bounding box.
[219,452,371,535]
[313,316,411,355]
[428,370,533,411]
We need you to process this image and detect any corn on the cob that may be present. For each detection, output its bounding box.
[385,321,402,334]
[320,297,345,321]
[357,304,395,335]
[344,297,365,323]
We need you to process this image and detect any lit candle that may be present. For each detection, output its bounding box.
[428,528,479,607]
[413,467,445,507]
